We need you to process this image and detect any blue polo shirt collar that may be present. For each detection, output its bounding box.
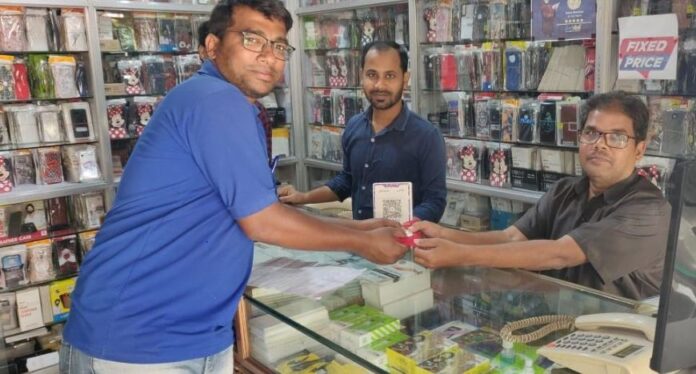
[364,102,410,134]
[199,60,259,115]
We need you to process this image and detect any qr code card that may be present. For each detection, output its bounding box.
[372,182,412,224]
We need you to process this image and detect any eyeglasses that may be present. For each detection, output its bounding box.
[578,129,636,149]
[230,30,295,61]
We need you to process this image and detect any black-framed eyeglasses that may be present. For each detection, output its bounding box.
[578,129,636,149]
[229,30,295,61]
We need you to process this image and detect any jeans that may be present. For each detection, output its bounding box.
[59,343,234,374]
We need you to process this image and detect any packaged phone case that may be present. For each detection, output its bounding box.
[46,197,70,231]
[459,142,481,183]
[132,96,156,136]
[557,101,580,147]
[174,54,200,84]
[191,15,207,51]
[53,235,79,276]
[117,59,145,95]
[27,240,54,283]
[0,293,18,329]
[12,58,31,100]
[47,8,61,51]
[61,8,87,51]
[538,100,557,145]
[1,245,28,288]
[0,55,16,101]
[133,12,158,52]
[0,152,13,193]
[440,51,458,90]
[25,8,49,51]
[5,104,39,145]
[489,1,506,40]
[174,14,192,52]
[49,55,79,99]
[114,14,136,51]
[34,147,63,185]
[27,54,54,99]
[62,144,101,183]
[11,150,34,186]
[141,55,166,94]
[0,111,9,145]
[74,192,104,229]
[474,97,491,139]
[157,13,175,52]
[61,101,93,142]
[75,59,88,97]
[78,230,97,257]
[501,100,517,142]
[488,99,502,141]
[106,98,128,139]
[36,104,64,142]
[0,6,26,52]
[505,47,523,91]
[488,146,511,188]
[516,100,538,143]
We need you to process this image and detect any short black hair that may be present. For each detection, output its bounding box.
[208,0,293,40]
[579,91,650,142]
[361,41,409,73]
[197,20,209,47]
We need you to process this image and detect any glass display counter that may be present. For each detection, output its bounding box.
[234,242,647,374]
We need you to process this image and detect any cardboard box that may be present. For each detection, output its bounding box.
[16,288,43,331]
[379,288,434,320]
[360,260,430,307]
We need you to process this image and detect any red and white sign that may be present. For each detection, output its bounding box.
[618,14,678,80]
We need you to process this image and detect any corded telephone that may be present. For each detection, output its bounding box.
[500,313,656,374]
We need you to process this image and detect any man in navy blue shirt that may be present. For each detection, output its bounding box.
[60,1,407,372]
[279,42,447,222]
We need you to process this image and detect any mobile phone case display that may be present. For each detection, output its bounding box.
[301,5,408,164]
[0,143,101,194]
[0,53,88,102]
[0,7,87,53]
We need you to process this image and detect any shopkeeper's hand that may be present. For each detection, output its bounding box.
[413,238,466,269]
[359,227,408,264]
[355,218,401,231]
[277,184,307,204]
[407,220,445,239]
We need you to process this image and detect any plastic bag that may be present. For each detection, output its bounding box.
[61,8,87,51]
[48,55,79,98]
[0,7,26,51]
[25,8,49,51]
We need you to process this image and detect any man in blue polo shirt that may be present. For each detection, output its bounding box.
[60,1,407,372]
[278,41,447,222]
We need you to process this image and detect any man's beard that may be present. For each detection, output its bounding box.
[366,87,403,110]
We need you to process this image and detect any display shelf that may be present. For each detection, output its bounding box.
[100,50,201,56]
[0,227,97,251]
[278,156,298,167]
[91,0,213,13]
[0,96,94,105]
[304,158,343,172]
[0,181,108,206]
[0,0,87,6]
[0,51,89,55]
[420,88,591,95]
[296,0,405,16]
[446,179,543,204]
[0,273,78,303]
[0,139,98,153]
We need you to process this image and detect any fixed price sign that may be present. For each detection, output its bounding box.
[618,14,678,80]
